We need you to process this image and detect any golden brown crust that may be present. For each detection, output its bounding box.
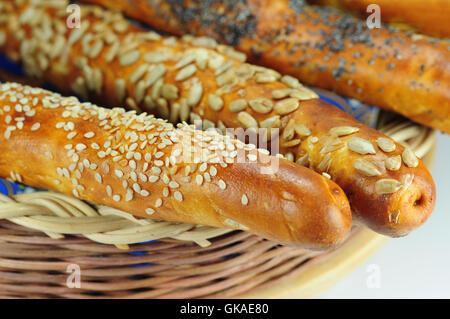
[0,0,436,236]
[308,0,450,38]
[79,0,450,134]
[0,82,352,248]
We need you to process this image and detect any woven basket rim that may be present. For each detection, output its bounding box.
[0,114,437,298]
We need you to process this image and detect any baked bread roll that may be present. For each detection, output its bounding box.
[0,0,436,236]
[0,82,353,248]
[78,0,450,134]
[308,0,450,38]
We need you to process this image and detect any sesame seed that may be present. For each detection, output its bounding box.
[155,198,162,207]
[145,208,155,215]
[94,173,102,183]
[218,179,226,190]
[115,169,124,178]
[30,123,40,131]
[174,191,183,202]
[169,181,179,188]
[196,174,204,185]
[133,183,141,193]
[241,194,248,205]
[75,143,87,151]
[106,185,112,196]
[84,132,95,138]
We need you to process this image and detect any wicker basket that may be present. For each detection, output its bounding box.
[0,112,436,299]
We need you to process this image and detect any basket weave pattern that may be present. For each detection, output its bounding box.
[0,115,436,298]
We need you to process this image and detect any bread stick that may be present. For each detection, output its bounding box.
[79,0,450,134]
[0,0,436,236]
[308,0,450,38]
[0,82,353,248]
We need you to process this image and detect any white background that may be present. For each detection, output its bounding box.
[319,132,450,298]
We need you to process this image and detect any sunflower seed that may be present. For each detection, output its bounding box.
[377,137,396,153]
[274,98,299,115]
[285,152,295,162]
[114,78,126,103]
[174,54,195,69]
[385,155,402,171]
[187,82,203,107]
[229,99,247,112]
[129,64,149,84]
[161,84,179,100]
[353,158,382,176]
[216,70,236,87]
[214,60,234,76]
[281,75,301,89]
[296,154,310,166]
[134,80,146,104]
[208,94,224,111]
[272,88,293,99]
[329,126,359,137]
[260,115,281,129]
[179,99,190,122]
[281,139,302,147]
[144,51,169,63]
[119,50,140,66]
[400,174,414,189]
[317,153,332,172]
[254,73,277,83]
[169,102,181,123]
[237,112,258,129]
[249,98,273,114]
[282,119,296,141]
[294,124,311,137]
[175,64,196,81]
[241,194,248,205]
[402,148,419,168]
[320,137,344,154]
[151,78,163,100]
[203,119,215,129]
[375,179,403,195]
[347,137,376,155]
[146,64,166,87]
[289,87,318,100]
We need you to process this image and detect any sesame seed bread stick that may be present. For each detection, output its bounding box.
[79,0,450,134]
[0,82,352,249]
[0,1,436,236]
[308,0,450,38]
